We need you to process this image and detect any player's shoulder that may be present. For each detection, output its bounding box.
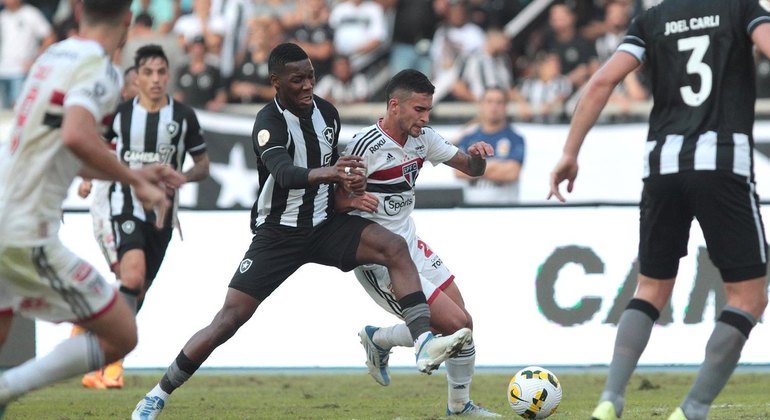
[254,99,284,124]
[346,123,385,155]
[171,98,198,118]
[313,94,340,119]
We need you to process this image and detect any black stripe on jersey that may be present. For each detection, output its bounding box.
[264,128,292,226]
[364,269,402,317]
[679,137,696,172]
[297,117,322,227]
[648,141,663,175]
[119,105,135,216]
[145,112,159,155]
[169,104,186,169]
[367,182,413,194]
[33,247,92,320]
[42,113,63,128]
[716,137,735,171]
[350,127,381,156]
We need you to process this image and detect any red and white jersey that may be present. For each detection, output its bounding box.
[0,38,121,246]
[343,120,458,240]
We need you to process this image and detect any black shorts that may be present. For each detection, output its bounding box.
[229,213,373,301]
[639,171,767,282]
[113,215,173,287]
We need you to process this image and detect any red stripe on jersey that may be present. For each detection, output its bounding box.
[369,158,424,181]
[102,113,114,127]
[50,90,65,106]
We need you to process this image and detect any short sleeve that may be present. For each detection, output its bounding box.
[745,0,770,35]
[617,13,647,63]
[424,127,458,166]
[252,109,289,159]
[64,57,121,123]
[184,109,207,156]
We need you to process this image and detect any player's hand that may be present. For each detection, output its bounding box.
[467,141,494,158]
[349,192,379,213]
[140,164,187,189]
[548,155,578,203]
[77,179,93,198]
[336,155,367,195]
[132,175,170,226]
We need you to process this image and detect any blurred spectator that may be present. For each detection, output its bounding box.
[757,52,770,99]
[131,0,179,33]
[0,0,55,109]
[543,3,598,89]
[454,87,525,205]
[452,30,515,102]
[210,0,254,78]
[466,0,521,30]
[430,0,485,101]
[27,0,58,22]
[388,0,438,78]
[123,66,139,101]
[174,36,227,111]
[329,0,387,57]
[123,13,184,91]
[173,0,226,57]
[228,17,277,103]
[287,0,334,80]
[515,53,572,123]
[315,55,369,105]
[252,0,296,26]
[593,0,632,63]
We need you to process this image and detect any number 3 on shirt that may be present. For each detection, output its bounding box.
[678,35,712,107]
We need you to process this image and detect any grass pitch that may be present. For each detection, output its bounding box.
[4,370,770,419]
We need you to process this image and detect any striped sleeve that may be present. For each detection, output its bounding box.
[617,14,647,62]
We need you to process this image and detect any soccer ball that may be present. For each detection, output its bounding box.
[507,366,562,419]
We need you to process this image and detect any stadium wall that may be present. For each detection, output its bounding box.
[35,207,770,368]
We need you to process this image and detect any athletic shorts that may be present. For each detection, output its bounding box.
[639,171,767,282]
[0,240,117,323]
[354,235,454,319]
[229,213,373,301]
[113,215,173,287]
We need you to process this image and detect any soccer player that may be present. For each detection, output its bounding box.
[0,0,184,416]
[131,43,471,420]
[104,44,211,388]
[74,65,140,390]
[549,1,770,419]
[337,69,499,417]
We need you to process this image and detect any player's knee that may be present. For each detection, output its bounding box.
[379,234,410,265]
[211,308,248,340]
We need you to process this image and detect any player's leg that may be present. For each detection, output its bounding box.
[133,226,301,419]
[594,176,690,420]
[674,172,769,420]
[0,245,136,408]
[332,215,471,373]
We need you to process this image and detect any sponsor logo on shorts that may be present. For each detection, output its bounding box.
[121,220,135,234]
[72,263,93,283]
[239,258,253,273]
[383,194,413,216]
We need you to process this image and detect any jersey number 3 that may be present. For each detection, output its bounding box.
[678,35,712,107]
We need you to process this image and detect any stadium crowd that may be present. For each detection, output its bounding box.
[1,0,666,121]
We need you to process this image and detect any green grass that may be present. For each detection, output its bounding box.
[4,371,770,419]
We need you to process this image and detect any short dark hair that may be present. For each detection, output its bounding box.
[124,66,137,77]
[134,12,154,28]
[82,0,132,25]
[134,45,169,69]
[268,43,309,76]
[386,69,435,101]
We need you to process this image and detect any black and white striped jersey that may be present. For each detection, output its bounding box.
[618,0,770,178]
[108,96,207,225]
[251,95,340,229]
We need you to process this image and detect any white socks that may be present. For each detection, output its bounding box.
[372,323,413,348]
[0,333,104,403]
[446,341,475,412]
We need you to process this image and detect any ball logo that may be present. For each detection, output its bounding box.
[257,129,270,147]
[121,220,135,235]
[239,258,253,273]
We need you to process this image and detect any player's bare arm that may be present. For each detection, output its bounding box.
[182,152,210,183]
[443,141,494,176]
[308,155,367,194]
[751,23,770,58]
[548,51,640,203]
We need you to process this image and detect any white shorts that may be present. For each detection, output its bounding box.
[0,240,117,323]
[354,236,454,319]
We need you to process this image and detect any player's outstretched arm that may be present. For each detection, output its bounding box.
[334,186,379,213]
[549,51,640,202]
[182,152,210,183]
